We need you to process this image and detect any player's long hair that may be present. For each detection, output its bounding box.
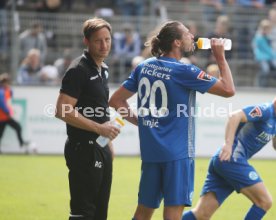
[145,21,183,58]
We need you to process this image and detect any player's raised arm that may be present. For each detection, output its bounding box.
[207,38,235,97]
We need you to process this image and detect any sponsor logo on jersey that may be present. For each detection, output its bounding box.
[249,171,258,180]
[197,71,212,81]
[256,131,274,144]
[249,107,262,118]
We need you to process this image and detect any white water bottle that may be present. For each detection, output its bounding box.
[96,117,125,147]
[196,38,232,50]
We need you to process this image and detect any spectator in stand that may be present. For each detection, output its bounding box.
[207,63,220,78]
[268,8,276,51]
[236,0,265,8]
[80,0,114,10]
[39,64,59,85]
[116,0,145,31]
[252,19,276,87]
[206,15,232,66]
[265,0,276,5]
[116,0,145,17]
[54,48,73,79]
[34,0,61,12]
[235,0,265,59]
[200,0,235,23]
[61,0,74,10]
[84,0,93,7]
[19,22,47,65]
[34,0,62,47]
[0,0,8,61]
[111,23,141,82]
[207,15,232,45]
[17,48,42,85]
[200,0,224,22]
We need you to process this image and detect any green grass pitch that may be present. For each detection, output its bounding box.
[0,155,275,220]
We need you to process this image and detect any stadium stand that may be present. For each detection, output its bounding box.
[0,0,275,87]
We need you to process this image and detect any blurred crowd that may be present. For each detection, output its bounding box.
[0,0,276,87]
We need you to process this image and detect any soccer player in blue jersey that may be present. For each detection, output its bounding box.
[109,20,235,220]
[183,99,276,220]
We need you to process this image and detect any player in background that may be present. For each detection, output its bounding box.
[0,73,28,152]
[109,20,235,220]
[183,98,276,220]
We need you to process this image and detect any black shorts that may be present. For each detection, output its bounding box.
[64,137,113,220]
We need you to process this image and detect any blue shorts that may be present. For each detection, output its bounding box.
[201,156,262,205]
[138,158,194,208]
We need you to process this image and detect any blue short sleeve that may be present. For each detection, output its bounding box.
[174,64,217,94]
[243,103,273,122]
[122,68,139,93]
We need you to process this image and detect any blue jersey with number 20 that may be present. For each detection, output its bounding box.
[123,57,217,162]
